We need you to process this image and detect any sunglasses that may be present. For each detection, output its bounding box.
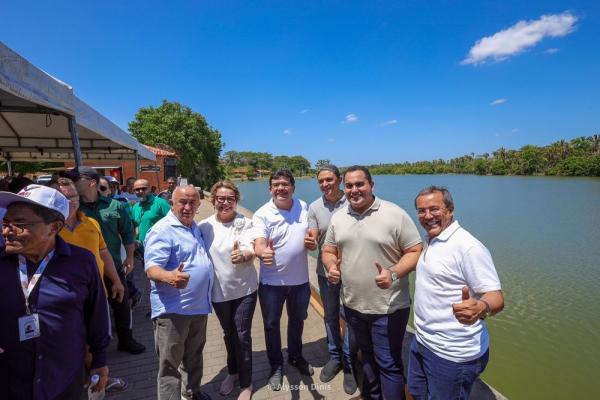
[133,187,149,192]
[99,185,109,191]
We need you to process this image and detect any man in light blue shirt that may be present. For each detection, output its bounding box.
[144,186,213,400]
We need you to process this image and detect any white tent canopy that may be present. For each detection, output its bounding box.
[0,41,154,164]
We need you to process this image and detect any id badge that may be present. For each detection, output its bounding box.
[18,313,40,341]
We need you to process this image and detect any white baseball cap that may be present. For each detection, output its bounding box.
[0,184,69,220]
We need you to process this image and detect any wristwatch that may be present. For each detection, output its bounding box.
[479,299,492,320]
[391,271,398,282]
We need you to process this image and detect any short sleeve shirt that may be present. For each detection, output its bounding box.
[144,211,214,318]
[199,213,258,302]
[324,197,422,314]
[307,195,347,277]
[414,221,502,362]
[132,194,171,246]
[80,195,135,265]
[252,198,309,286]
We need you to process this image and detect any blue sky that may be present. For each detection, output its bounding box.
[2,1,599,166]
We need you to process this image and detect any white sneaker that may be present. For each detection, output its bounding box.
[219,374,238,396]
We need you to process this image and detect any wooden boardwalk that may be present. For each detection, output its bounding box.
[103,197,504,400]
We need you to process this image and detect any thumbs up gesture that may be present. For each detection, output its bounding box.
[304,229,318,250]
[231,240,245,264]
[170,262,191,289]
[452,286,486,325]
[261,238,275,266]
[374,262,393,289]
[328,258,342,284]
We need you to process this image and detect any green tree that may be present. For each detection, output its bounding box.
[129,100,224,188]
[315,159,331,171]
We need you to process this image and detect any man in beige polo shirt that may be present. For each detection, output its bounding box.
[323,165,422,400]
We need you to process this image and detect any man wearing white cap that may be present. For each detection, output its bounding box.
[0,184,110,399]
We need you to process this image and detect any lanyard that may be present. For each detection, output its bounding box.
[17,250,55,315]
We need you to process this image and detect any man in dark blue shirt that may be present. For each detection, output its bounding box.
[0,184,110,399]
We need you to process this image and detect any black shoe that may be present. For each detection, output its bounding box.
[268,365,283,391]
[288,356,314,376]
[117,338,146,354]
[319,359,342,383]
[343,370,358,395]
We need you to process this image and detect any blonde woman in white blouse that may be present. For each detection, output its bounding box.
[199,181,257,400]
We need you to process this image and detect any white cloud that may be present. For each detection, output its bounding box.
[283,129,292,135]
[490,98,507,106]
[544,47,560,54]
[379,119,398,127]
[300,109,309,114]
[462,11,577,65]
[342,113,359,124]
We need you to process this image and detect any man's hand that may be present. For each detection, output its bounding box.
[87,365,109,393]
[231,240,244,264]
[261,239,275,266]
[110,278,125,303]
[327,258,342,284]
[452,286,487,325]
[375,263,392,289]
[170,263,190,289]
[304,230,317,251]
[122,257,135,276]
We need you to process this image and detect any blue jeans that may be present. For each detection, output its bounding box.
[258,282,310,367]
[318,275,356,371]
[344,306,410,400]
[408,338,489,400]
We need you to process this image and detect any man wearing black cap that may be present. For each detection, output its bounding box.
[65,166,145,354]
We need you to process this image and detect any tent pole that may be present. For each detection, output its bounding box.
[134,150,140,179]
[7,160,12,176]
[68,116,83,166]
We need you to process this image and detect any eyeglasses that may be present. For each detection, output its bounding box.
[2,220,46,234]
[215,196,237,204]
[417,207,446,217]
[133,187,149,192]
[99,186,109,191]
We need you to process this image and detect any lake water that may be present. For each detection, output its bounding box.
[237,175,600,399]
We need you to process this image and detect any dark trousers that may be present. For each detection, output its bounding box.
[258,282,310,367]
[212,292,257,389]
[345,306,410,400]
[408,338,489,400]
[318,275,357,371]
[104,268,133,344]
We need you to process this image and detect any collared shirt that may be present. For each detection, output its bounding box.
[414,220,502,363]
[307,194,347,277]
[199,213,257,302]
[0,236,110,400]
[324,197,422,314]
[132,194,171,249]
[59,211,108,294]
[80,195,135,265]
[252,198,310,286]
[144,211,213,318]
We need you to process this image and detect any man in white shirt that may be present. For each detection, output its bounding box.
[253,169,317,390]
[408,186,504,400]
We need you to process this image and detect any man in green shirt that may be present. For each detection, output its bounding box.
[132,179,171,251]
[66,166,145,355]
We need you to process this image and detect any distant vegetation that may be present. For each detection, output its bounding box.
[222,151,311,179]
[366,135,600,177]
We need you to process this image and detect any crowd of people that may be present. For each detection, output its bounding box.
[0,164,504,400]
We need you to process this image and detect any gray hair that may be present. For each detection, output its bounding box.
[316,164,340,179]
[414,186,454,211]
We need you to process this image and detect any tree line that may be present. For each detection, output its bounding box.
[365,135,600,177]
[222,151,312,178]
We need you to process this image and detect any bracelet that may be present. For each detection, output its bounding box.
[479,299,492,319]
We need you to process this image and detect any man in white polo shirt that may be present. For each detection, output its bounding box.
[253,169,317,390]
[408,186,504,400]
[323,165,423,400]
